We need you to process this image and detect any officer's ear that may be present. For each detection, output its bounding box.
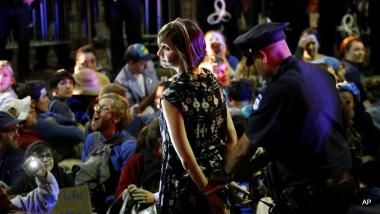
[258,50,268,64]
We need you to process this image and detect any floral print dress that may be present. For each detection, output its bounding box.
[158,68,228,213]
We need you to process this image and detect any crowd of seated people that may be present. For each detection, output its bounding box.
[1,17,380,213]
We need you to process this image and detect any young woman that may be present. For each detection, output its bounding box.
[156,18,236,213]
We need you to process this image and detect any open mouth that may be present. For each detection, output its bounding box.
[92,114,100,121]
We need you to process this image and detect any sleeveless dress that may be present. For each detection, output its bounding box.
[158,68,229,213]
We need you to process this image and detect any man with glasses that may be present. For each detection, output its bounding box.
[79,92,137,213]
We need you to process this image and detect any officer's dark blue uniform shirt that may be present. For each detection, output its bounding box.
[245,56,352,186]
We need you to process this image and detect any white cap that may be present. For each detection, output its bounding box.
[0,96,31,120]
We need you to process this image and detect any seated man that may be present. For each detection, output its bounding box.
[114,43,158,108]
[0,111,24,193]
[77,93,137,213]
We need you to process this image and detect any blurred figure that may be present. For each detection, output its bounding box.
[196,0,243,57]
[337,81,380,161]
[364,79,380,130]
[68,67,109,125]
[115,119,162,202]
[0,60,17,106]
[0,111,25,195]
[228,78,254,117]
[205,30,239,70]
[0,154,59,213]
[49,69,76,122]
[11,141,74,194]
[74,44,111,80]
[340,35,366,100]
[0,0,35,82]
[211,55,231,88]
[104,0,143,79]
[114,43,158,109]
[295,28,326,63]
[15,81,84,159]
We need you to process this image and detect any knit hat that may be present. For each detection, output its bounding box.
[49,69,75,89]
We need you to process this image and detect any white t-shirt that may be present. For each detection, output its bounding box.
[134,73,146,97]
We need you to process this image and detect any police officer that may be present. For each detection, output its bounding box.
[225,22,357,213]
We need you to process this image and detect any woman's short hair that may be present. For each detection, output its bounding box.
[157,18,206,72]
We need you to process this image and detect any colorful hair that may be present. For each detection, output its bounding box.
[157,18,206,72]
[339,35,362,54]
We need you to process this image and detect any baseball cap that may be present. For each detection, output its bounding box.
[124,43,154,62]
[0,111,22,129]
[0,96,31,120]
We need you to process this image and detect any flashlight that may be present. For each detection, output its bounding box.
[22,156,42,177]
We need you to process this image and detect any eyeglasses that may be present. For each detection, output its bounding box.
[93,104,113,114]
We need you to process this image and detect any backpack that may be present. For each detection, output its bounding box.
[74,132,133,209]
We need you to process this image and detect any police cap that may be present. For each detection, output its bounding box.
[234,22,289,66]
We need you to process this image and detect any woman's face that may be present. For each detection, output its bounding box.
[339,91,355,122]
[345,41,365,64]
[205,31,226,56]
[212,63,230,87]
[36,148,54,172]
[55,78,74,99]
[157,41,179,69]
[36,88,50,113]
[76,52,97,72]
[0,66,13,92]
